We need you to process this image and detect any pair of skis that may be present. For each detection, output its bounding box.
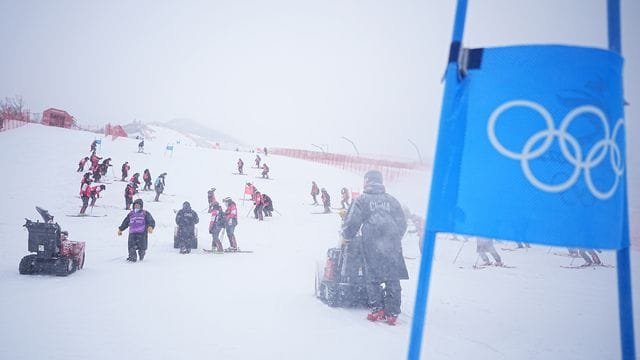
[202,248,253,254]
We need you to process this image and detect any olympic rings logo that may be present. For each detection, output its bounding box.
[487,100,625,200]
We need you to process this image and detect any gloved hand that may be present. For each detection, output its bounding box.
[147,226,154,234]
[117,229,123,236]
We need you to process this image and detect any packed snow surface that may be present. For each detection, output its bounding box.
[0,124,638,359]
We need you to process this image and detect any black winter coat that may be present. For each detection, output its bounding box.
[341,184,408,281]
[176,208,199,237]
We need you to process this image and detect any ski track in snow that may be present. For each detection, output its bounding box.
[0,123,639,360]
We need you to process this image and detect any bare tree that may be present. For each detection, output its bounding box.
[0,95,25,120]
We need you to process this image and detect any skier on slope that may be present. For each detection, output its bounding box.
[261,163,269,179]
[254,154,261,168]
[138,140,145,153]
[143,169,152,191]
[90,152,102,170]
[341,170,408,326]
[340,187,351,209]
[89,184,106,207]
[237,158,244,174]
[79,178,93,215]
[262,193,273,217]
[92,163,102,183]
[90,140,98,152]
[154,173,167,201]
[253,191,264,221]
[476,237,503,266]
[124,182,136,210]
[207,188,217,211]
[321,188,331,213]
[129,173,141,192]
[223,197,239,251]
[175,201,199,254]
[121,161,130,181]
[310,181,320,205]
[80,172,92,192]
[99,157,112,176]
[578,248,602,266]
[77,157,89,172]
[118,198,155,262]
[208,201,225,252]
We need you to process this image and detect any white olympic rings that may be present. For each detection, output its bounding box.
[487,100,625,200]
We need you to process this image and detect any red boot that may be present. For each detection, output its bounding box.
[367,309,386,322]
[386,314,397,326]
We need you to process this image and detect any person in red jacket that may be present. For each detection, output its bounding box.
[121,162,130,181]
[80,172,92,192]
[129,173,141,192]
[89,184,107,207]
[253,191,264,221]
[143,169,152,191]
[223,197,239,251]
[261,163,269,179]
[90,152,102,169]
[124,183,136,210]
[77,157,89,172]
[79,178,93,215]
[310,181,320,205]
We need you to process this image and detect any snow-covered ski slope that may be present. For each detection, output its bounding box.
[0,124,638,360]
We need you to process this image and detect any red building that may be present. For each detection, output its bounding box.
[41,108,74,128]
[104,123,128,139]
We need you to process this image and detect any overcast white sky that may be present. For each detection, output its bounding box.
[1,0,638,169]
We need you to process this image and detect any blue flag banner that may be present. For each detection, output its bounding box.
[166,145,174,151]
[95,139,101,144]
[427,45,627,250]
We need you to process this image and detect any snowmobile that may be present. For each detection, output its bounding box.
[19,207,86,276]
[315,238,368,308]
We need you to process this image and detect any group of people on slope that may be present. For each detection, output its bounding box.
[310,181,351,214]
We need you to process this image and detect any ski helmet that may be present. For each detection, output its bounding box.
[133,198,144,208]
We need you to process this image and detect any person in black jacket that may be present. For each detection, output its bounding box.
[321,188,331,213]
[341,170,407,326]
[262,193,273,217]
[118,198,156,262]
[175,201,199,254]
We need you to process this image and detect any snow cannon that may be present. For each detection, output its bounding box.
[19,207,86,276]
[315,240,368,308]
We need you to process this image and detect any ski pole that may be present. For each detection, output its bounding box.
[452,240,466,264]
[274,209,282,216]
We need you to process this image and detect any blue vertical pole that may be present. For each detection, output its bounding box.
[608,1,636,359]
[407,1,468,359]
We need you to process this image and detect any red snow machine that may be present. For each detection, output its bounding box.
[19,207,86,276]
[315,239,368,308]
